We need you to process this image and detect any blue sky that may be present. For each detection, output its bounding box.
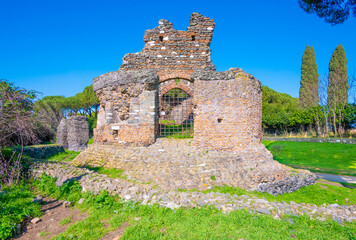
[1,0,355,99]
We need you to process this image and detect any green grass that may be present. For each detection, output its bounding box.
[0,185,42,239]
[159,124,193,139]
[191,182,355,206]
[262,141,356,176]
[84,166,126,179]
[88,138,94,145]
[39,231,51,237]
[59,215,73,226]
[32,174,356,240]
[46,149,81,162]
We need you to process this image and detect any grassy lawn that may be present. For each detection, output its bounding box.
[33,174,356,240]
[262,141,356,176]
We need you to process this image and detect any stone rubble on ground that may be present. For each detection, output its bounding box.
[30,218,41,224]
[32,161,356,223]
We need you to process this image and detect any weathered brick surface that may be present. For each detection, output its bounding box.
[192,68,263,151]
[120,12,215,73]
[94,70,159,146]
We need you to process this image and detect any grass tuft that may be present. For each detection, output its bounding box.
[46,150,80,162]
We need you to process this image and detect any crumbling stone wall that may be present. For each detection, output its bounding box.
[67,115,89,151]
[56,118,68,149]
[93,69,159,146]
[56,116,89,151]
[121,12,215,78]
[192,68,263,151]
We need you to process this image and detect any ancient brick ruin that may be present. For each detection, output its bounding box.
[93,12,262,150]
[57,116,89,151]
[74,13,316,194]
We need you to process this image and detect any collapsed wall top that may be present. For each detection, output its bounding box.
[120,12,216,73]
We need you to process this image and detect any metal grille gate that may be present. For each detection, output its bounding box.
[159,88,194,138]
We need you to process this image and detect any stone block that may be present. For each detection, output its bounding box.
[67,115,89,151]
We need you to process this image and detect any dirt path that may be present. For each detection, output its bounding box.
[15,197,87,240]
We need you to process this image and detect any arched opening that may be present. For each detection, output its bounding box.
[159,88,193,138]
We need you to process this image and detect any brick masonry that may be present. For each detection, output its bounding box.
[120,12,215,74]
[192,69,262,151]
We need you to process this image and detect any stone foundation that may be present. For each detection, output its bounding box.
[72,139,316,195]
[32,161,355,223]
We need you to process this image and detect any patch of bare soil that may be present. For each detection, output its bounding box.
[15,197,87,240]
[100,222,130,240]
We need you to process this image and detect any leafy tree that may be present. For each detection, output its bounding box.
[299,45,319,109]
[80,85,100,115]
[328,44,349,136]
[33,96,66,133]
[36,85,100,135]
[63,95,84,115]
[299,0,356,25]
[262,86,313,134]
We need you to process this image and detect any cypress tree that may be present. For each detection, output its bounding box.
[299,45,319,108]
[328,44,348,107]
[328,44,348,136]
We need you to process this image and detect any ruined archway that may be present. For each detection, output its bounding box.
[159,79,194,138]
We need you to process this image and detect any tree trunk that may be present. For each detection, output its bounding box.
[332,111,338,137]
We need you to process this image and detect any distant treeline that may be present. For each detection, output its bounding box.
[263,44,356,137]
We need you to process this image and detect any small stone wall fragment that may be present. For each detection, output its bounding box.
[263,137,356,144]
[15,144,64,159]
[67,115,89,151]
